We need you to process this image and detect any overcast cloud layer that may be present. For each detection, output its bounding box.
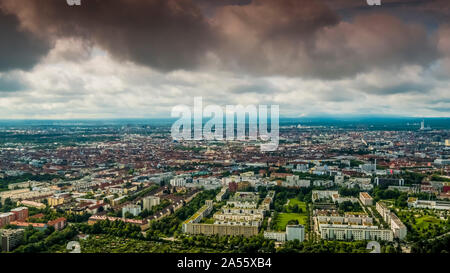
[0,0,449,118]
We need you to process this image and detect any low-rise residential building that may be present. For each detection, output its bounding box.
[407,198,450,210]
[264,231,286,242]
[19,200,46,209]
[48,217,67,231]
[48,196,66,207]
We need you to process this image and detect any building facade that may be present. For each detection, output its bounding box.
[143,196,160,211]
[286,225,305,242]
[0,229,24,252]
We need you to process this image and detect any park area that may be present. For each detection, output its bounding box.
[273,199,308,231]
[396,208,449,240]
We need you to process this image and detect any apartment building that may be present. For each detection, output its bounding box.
[216,187,228,202]
[263,231,286,242]
[143,196,160,211]
[283,175,310,188]
[376,202,391,223]
[48,217,67,231]
[390,213,407,240]
[319,224,394,241]
[122,204,142,217]
[286,225,305,242]
[0,229,24,252]
[359,192,373,206]
[375,201,407,240]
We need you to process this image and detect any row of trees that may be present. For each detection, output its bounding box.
[411,234,450,253]
[277,239,395,253]
[372,187,408,208]
[12,225,77,253]
[0,173,62,191]
[179,234,276,253]
[75,219,144,240]
[272,186,312,212]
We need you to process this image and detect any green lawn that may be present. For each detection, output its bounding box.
[415,216,441,229]
[274,213,308,231]
[286,199,307,213]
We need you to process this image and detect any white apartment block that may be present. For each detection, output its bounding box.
[170,177,187,187]
[390,213,407,240]
[375,201,407,240]
[312,190,339,202]
[319,224,394,241]
[408,199,450,210]
[284,175,310,188]
[122,204,142,217]
[286,225,305,242]
[376,202,391,223]
[264,231,286,242]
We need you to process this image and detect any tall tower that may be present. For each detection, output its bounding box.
[420,120,425,130]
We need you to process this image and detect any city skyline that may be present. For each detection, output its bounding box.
[0,0,449,119]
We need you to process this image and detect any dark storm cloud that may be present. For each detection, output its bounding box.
[0,9,51,72]
[1,0,216,71]
[0,0,446,79]
[212,0,438,78]
[194,0,251,15]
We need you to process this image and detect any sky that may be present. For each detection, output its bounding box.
[0,0,449,119]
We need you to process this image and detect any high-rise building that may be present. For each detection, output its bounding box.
[286,225,305,242]
[143,196,160,211]
[1,229,24,252]
[420,120,431,131]
[170,177,186,187]
[446,139,450,147]
[122,204,142,217]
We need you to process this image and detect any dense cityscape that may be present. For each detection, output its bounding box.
[0,118,449,254]
[1,0,450,265]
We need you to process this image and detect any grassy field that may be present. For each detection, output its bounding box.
[274,213,308,231]
[415,215,441,229]
[274,199,308,231]
[286,199,307,212]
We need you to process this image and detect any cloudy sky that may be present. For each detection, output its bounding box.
[0,0,449,119]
